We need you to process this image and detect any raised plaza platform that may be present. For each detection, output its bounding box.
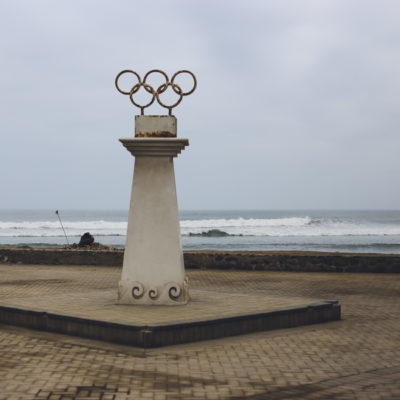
[0,264,340,348]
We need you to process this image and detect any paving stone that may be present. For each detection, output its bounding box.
[0,265,399,399]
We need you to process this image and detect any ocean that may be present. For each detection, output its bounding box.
[1,209,400,254]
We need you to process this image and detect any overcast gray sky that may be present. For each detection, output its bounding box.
[1,0,399,210]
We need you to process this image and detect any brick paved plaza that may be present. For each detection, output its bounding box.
[0,265,399,399]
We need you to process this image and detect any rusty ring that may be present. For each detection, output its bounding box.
[156,82,183,113]
[115,69,196,115]
[129,83,156,115]
[115,70,141,95]
[143,69,169,95]
[171,70,197,96]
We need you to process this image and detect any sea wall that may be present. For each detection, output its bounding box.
[0,247,399,273]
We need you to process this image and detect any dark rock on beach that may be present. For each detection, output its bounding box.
[78,232,94,247]
[73,232,114,250]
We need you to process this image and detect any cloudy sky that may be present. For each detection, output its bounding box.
[1,0,399,210]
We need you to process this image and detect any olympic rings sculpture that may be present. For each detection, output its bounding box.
[115,69,197,115]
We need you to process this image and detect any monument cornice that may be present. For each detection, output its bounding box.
[119,138,189,157]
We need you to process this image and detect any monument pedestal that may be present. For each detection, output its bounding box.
[118,124,189,305]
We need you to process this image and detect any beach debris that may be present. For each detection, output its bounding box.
[0,255,8,263]
[55,210,70,246]
[78,232,95,247]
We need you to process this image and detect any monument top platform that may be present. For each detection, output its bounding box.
[135,115,177,138]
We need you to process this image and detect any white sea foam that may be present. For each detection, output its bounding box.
[180,217,312,228]
[0,220,127,237]
[1,217,400,237]
[180,217,400,237]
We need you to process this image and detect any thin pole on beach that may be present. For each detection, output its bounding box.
[55,210,70,246]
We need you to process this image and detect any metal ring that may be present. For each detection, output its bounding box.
[171,70,197,96]
[129,83,156,113]
[156,82,183,113]
[115,69,196,115]
[115,70,141,95]
[143,69,169,95]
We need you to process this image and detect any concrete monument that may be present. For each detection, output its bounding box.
[115,69,196,305]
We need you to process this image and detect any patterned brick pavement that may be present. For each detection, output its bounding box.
[0,265,399,399]
[0,265,337,330]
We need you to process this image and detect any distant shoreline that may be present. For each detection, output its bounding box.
[1,209,400,254]
[1,247,399,273]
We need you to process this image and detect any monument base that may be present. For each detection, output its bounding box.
[118,276,189,305]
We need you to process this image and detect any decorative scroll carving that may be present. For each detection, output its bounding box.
[131,282,144,299]
[121,278,189,304]
[148,288,158,300]
[168,284,181,300]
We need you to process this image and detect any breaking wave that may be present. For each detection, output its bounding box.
[180,217,400,237]
[0,220,127,237]
[1,216,400,238]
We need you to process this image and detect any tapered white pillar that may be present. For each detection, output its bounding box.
[118,116,189,305]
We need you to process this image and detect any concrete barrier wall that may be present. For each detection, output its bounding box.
[184,251,400,273]
[1,248,399,273]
